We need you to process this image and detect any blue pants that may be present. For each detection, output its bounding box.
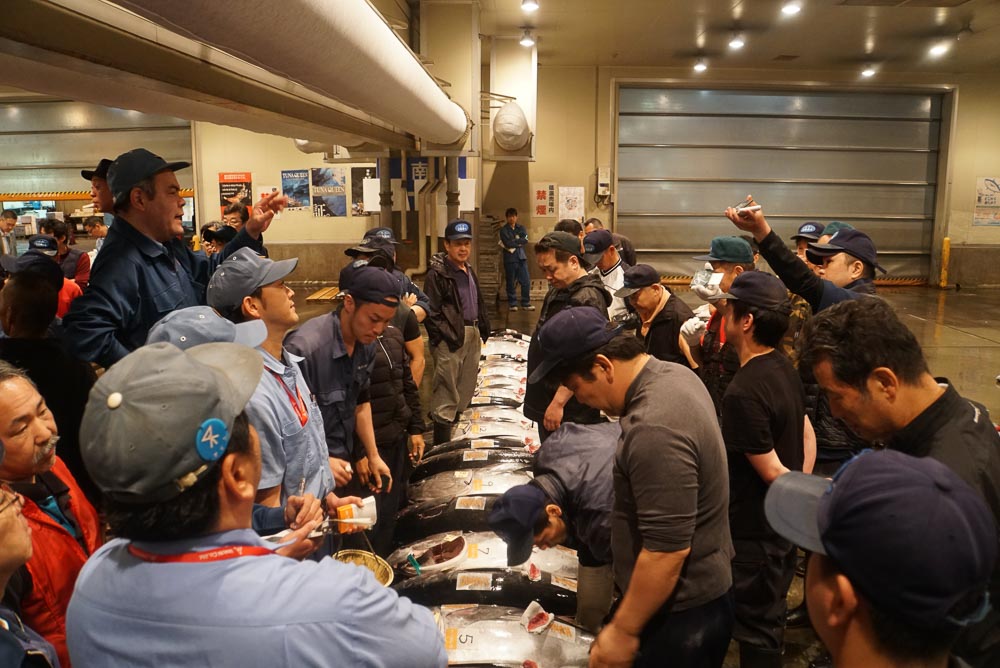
[504,260,531,306]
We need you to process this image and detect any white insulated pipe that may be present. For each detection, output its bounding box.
[112,0,470,146]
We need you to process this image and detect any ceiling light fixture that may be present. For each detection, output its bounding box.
[781,2,802,16]
[519,29,535,47]
[693,58,708,73]
[861,65,876,78]
[521,0,539,12]
[729,33,746,50]
[928,40,951,57]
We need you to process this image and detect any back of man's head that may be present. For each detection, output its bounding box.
[584,218,604,231]
[554,219,583,237]
[798,297,928,391]
[0,273,58,339]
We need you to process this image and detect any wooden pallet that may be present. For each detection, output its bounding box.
[305,286,341,303]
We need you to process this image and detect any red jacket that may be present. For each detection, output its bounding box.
[19,457,102,668]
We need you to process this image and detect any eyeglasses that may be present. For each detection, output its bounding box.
[0,484,24,515]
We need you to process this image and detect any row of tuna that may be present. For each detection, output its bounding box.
[391,330,595,666]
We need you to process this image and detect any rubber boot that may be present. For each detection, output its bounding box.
[739,644,783,668]
[786,601,811,628]
[433,420,454,446]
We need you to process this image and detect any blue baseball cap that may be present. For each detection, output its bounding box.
[445,219,474,241]
[27,235,58,256]
[790,222,822,242]
[146,306,267,350]
[108,148,190,209]
[766,449,997,630]
[528,307,622,384]
[0,250,63,292]
[582,229,614,265]
[713,271,788,310]
[488,484,547,566]
[362,227,399,244]
[615,264,660,299]
[206,248,298,313]
[808,228,886,274]
[693,236,755,264]
[343,265,400,307]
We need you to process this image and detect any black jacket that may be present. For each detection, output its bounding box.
[524,273,611,423]
[643,290,695,367]
[423,252,490,351]
[368,324,425,449]
[698,312,740,420]
[801,368,866,462]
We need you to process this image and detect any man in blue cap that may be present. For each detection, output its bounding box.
[488,420,620,631]
[615,264,695,368]
[346,226,430,323]
[726,199,882,313]
[712,271,813,668]
[765,449,997,668]
[531,306,734,668]
[582,228,629,320]
[790,222,823,273]
[63,148,286,367]
[422,220,491,444]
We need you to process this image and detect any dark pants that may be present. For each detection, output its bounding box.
[635,590,734,668]
[504,259,531,307]
[731,536,798,652]
[370,438,408,557]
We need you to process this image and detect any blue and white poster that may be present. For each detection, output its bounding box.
[281,170,310,211]
[310,167,347,217]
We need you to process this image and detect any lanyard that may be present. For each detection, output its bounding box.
[127,543,273,563]
[267,369,308,426]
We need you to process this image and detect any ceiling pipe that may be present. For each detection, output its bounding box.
[112,0,471,147]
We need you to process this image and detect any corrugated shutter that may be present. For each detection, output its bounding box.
[616,87,941,279]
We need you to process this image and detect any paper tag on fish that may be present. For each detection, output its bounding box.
[454,470,471,478]
[471,396,490,405]
[548,620,577,642]
[471,424,483,434]
[471,478,483,492]
[444,627,458,650]
[471,410,482,420]
[463,450,489,462]
[441,603,478,612]
[470,439,493,449]
[456,573,493,591]
[466,543,479,559]
[551,575,578,592]
[455,496,486,510]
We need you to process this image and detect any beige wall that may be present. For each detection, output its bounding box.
[190,121,376,243]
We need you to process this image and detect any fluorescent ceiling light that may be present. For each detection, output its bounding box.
[693,58,708,73]
[781,2,802,16]
[519,29,535,47]
[521,0,539,12]
[928,41,951,57]
[729,33,745,50]
[861,65,876,78]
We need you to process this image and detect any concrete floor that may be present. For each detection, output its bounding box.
[293,284,1000,667]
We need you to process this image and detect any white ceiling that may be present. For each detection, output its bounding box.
[479,0,1000,73]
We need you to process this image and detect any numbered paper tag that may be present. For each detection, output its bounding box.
[551,575,579,592]
[463,450,489,462]
[444,627,458,650]
[471,397,490,405]
[455,496,487,510]
[456,573,492,591]
[467,543,479,559]
[471,424,483,434]
[471,478,483,492]
[471,439,494,449]
[471,410,482,420]
[454,470,470,478]
[548,620,577,642]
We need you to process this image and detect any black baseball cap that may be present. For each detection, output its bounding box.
[108,148,191,209]
[362,227,400,245]
[581,229,614,265]
[694,236,754,264]
[343,265,400,307]
[766,449,996,630]
[27,235,58,256]
[202,225,237,245]
[445,219,474,241]
[528,307,622,384]
[790,222,822,242]
[808,229,886,274]
[713,271,788,309]
[536,231,583,259]
[338,256,393,294]
[615,264,660,299]
[488,483,547,566]
[81,158,113,181]
[0,250,63,291]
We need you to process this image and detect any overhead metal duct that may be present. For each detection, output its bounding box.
[112,0,471,147]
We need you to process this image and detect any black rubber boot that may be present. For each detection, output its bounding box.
[739,644,783,668]
[786,601,811,628]
[433,420,453,446]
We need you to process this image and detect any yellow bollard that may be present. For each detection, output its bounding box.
[939,237,950,288]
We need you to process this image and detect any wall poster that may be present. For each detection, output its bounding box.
[973,177,1000,226]
[532,182,556,217]
[558,185,585,222]
[311,167,347,217]
[281,170,310,211]
[218,172,252,215]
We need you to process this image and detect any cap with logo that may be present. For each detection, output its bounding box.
[108,148,191,209]
[445,219,474,241]
[488,484,547,566]
[615,264,660,299]
[80,342,263,503]
[146,306,267,350]
[28,235,58,256]
[581,229,614,266]
[693,236,755,264]
[765,449,997,630]
[528,306,622,384]
[338,256,394,295]
[0,250,63,291]
[81,158,113,182]
[808,229,886,274]
[206,247,298,313]
[536,231,584,260]
[790,222,822,242]
[342,264,401,308]
[362,227,399,245]
[712,271,789,309]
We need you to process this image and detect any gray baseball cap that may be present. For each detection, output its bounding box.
[206,247,298,312]
[146,306,267,349]
[80,342,263,504]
